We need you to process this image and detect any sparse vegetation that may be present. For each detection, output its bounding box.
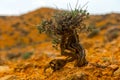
[6,53,21,60]
[22,52,33,59]
[104,27,120,42]
[87,28,100,38]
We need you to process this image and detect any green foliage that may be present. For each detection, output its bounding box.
[37,6,89,49]
[6,53,21,60]
[102,57,110,62]
[22,52,33,59]
[105,28,120,42]
[87,24,100,38]
[87,29,100,38]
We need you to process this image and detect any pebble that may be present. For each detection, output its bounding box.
[0,75,13,80]
[114,68,120,76]
[108,64,119,70]
[0,65,11,72]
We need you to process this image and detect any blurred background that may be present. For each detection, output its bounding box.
[0,0,120,15]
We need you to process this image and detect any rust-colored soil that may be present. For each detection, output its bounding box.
[0,8,120,80]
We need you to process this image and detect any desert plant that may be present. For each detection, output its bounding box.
[104,27,120,42]
[6,53,21,60]
[86,24,100,38]
[22,52,33,59]
[37,4,90,72]
[12,22,20,28]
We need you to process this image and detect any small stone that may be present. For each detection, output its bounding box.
[108,64,119,70]
[102,71,108,75]
[65,72,88,80]
[114,68,120,76]
[0,75,13,80]
[0,66,11,72]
